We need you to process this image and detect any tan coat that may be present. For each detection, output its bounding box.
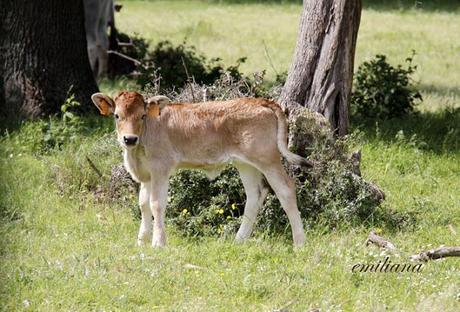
[92,91,308,247]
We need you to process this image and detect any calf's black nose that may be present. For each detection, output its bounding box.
[123,135,138,146]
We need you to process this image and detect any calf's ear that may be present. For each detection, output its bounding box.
[91,93,114,116]
[146,95,171,117]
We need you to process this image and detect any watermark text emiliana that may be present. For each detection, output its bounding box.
[352,257,423,273]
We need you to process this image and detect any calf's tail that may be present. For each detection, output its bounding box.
[261,100,313,167]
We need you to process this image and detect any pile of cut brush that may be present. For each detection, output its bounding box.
[105,72,409,238]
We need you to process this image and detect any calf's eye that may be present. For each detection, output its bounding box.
[114,114,119,120]
[141,114,146,120]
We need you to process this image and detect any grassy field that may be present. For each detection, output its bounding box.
[114,0,460,111]
[1,1,460,311]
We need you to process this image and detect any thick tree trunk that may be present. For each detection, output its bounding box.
[278,1,384,204]
[0,0,98,124]
[279,0,361,136]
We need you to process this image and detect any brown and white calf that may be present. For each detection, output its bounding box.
[91,91,309,247]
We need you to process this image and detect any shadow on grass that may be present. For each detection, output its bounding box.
[420,83,460,98]
[354,107,460,154]
[208,0,459,12]
[363,0,460,12]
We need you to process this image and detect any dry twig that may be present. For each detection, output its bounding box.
[86,156,103,178]
[365,231,396,251]
[108,50,142,66]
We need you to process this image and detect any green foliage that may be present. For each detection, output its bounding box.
[111,35,246,91]
[140,41,246,90]
[167,168,245,237]
[108,32,150,76]
[351,53,422,120]
[2,94,86,155]
[1,3,459,310]
[42,94,85,149]
[162,109,405,237]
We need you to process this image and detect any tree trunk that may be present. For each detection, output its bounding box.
[0,0,98,125]
[279,0,361,136]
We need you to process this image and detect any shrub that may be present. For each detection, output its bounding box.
[167,167,245,237]
[144,70,269,103]
[4,92,88,155]
[351,53,422,120]
[19,93,111,154]
[164,110,397,237]
[140,41,246,91]
[109,33,246,91]
[36,75,406,238]
[42,93,85,150]
[108,32,150,77]
[140,75,402,237]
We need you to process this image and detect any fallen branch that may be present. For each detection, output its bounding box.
[365,230,460,262]
[108,50,142,66]
[366,231,396,251]
[86,156,103,178]
[116,42,134,47]
[410,246,460,261]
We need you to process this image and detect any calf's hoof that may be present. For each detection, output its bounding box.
[152,235,166,248]
[293,231,306,248]
[137,232,152,246]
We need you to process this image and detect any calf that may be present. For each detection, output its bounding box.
[91,91,309,247]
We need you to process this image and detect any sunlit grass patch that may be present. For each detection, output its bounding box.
[1,1,459,310]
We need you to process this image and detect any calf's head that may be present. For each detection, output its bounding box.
[91,91,170,148]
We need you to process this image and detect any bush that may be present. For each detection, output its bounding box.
[42,93,86,150]
[139,41,246,91]
[7,93,112,155]
[140,75,403,237]
[33,76,405,239]
[167,167,245,237]
[108,32,150,77]
[164,109,398,237]
[109,34,246,91]
[4,93,87,155]
[351,53,422,120]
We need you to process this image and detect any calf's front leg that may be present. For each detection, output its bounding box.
[137,182,152,246]
[149,176,169,248]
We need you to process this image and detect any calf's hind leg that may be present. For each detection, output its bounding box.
[234,163,269,242]
[260,163,306,247]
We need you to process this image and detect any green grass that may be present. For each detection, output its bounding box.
[1,121,459,310]
[113,0,460,111]
[1,1,460,311]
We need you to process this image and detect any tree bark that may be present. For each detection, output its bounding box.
[0,0,98,125]
[279,0,361,136]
